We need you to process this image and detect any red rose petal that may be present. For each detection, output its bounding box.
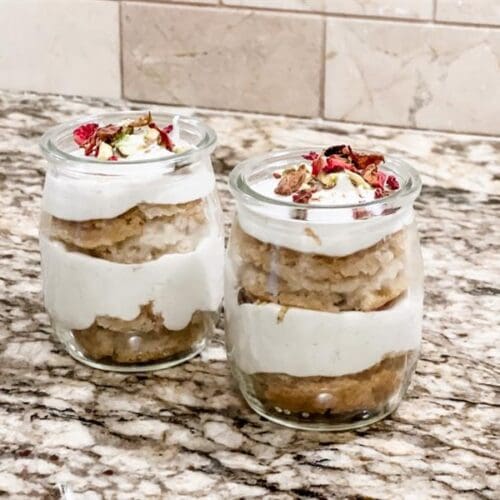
[387,175,400,190]
[302,151,319,161]
[375,171,387,188]
[73,123,98,147]
[292,189,313,204]
[324,156,351,173]
[149,122,174,151]
[311,156,327,176]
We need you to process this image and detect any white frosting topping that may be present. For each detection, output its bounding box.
[237,204,414,257]
[42,158,216,221]
[40,231,224,331]
[253,171,376,206]
[224,268,423,377]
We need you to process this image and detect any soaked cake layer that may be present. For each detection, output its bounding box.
[231,223,408,312]
[73,305,212,364]
[45,200,207,263]
[245,351,418,416]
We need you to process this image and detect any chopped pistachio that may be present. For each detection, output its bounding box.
[346,171,371,189]
[318,171,338,189]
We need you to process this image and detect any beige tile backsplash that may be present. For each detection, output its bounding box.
[436,0,500,26]
[325,19,500,135]
[122,4,323,116]
[0,0,120,99]
[2,0,499,134]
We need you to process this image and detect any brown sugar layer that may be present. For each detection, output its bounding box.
[73,304,210,364]
[47,200,207,263]
[232,223,408,312]
[248,351,417,415]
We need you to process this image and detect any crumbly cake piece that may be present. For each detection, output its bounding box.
[48,200,207,263]
[232,223,408,312]
[248,351,417,415]
[50,200,205,248]
[73,304,210,363]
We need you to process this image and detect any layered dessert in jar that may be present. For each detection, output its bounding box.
[225,145,423,430]
[39,112,224,371]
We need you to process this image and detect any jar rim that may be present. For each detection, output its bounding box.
[39,110,217,174]
[229,148,422,211]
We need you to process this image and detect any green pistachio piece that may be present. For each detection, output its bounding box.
[346,170,371,189]
[318,171,338,189]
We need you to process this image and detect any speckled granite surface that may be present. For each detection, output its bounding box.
[0,90,498,499]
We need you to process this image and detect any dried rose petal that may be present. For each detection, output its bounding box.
[149,122,174,151]
[375,188,385,199]
[83,134,100,156]
[73,123,98,147]
[387,175,400,190]
[311,155,327,176]
[324,145,348,157]
[303,151,319,161]
[351,152,384,170]
[292,189,313,204]
[376,171,387,188]
[324,156,351,173]
[109,155,118,161]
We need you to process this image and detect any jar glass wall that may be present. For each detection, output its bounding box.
[39,112,224,372]
[225,149,423,430]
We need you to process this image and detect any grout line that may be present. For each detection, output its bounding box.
[133,0,500,30]
[118,0,125,100]
[124,96,500,140]
[320,16,327,119]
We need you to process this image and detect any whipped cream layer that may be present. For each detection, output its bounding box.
[40,232,224,331]
[42,159,216,221]
[225,272,422,378]
[237,204,414,257]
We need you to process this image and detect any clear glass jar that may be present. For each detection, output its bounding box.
[225,149,423,430]
[39,112,224,372]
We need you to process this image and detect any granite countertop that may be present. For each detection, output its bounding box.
[0,91,498,499]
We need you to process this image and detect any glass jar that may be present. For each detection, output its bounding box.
[39,112,224,372]
[225,149,423,430]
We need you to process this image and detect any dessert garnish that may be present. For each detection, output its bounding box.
[273,145,399,204]
[72,112,179,160]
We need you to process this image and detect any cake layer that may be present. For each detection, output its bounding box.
[234,224,408,312]
[47,200,208,263]
[73,306,209,364]
[40,231,224,331]
[247,351,418,415]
